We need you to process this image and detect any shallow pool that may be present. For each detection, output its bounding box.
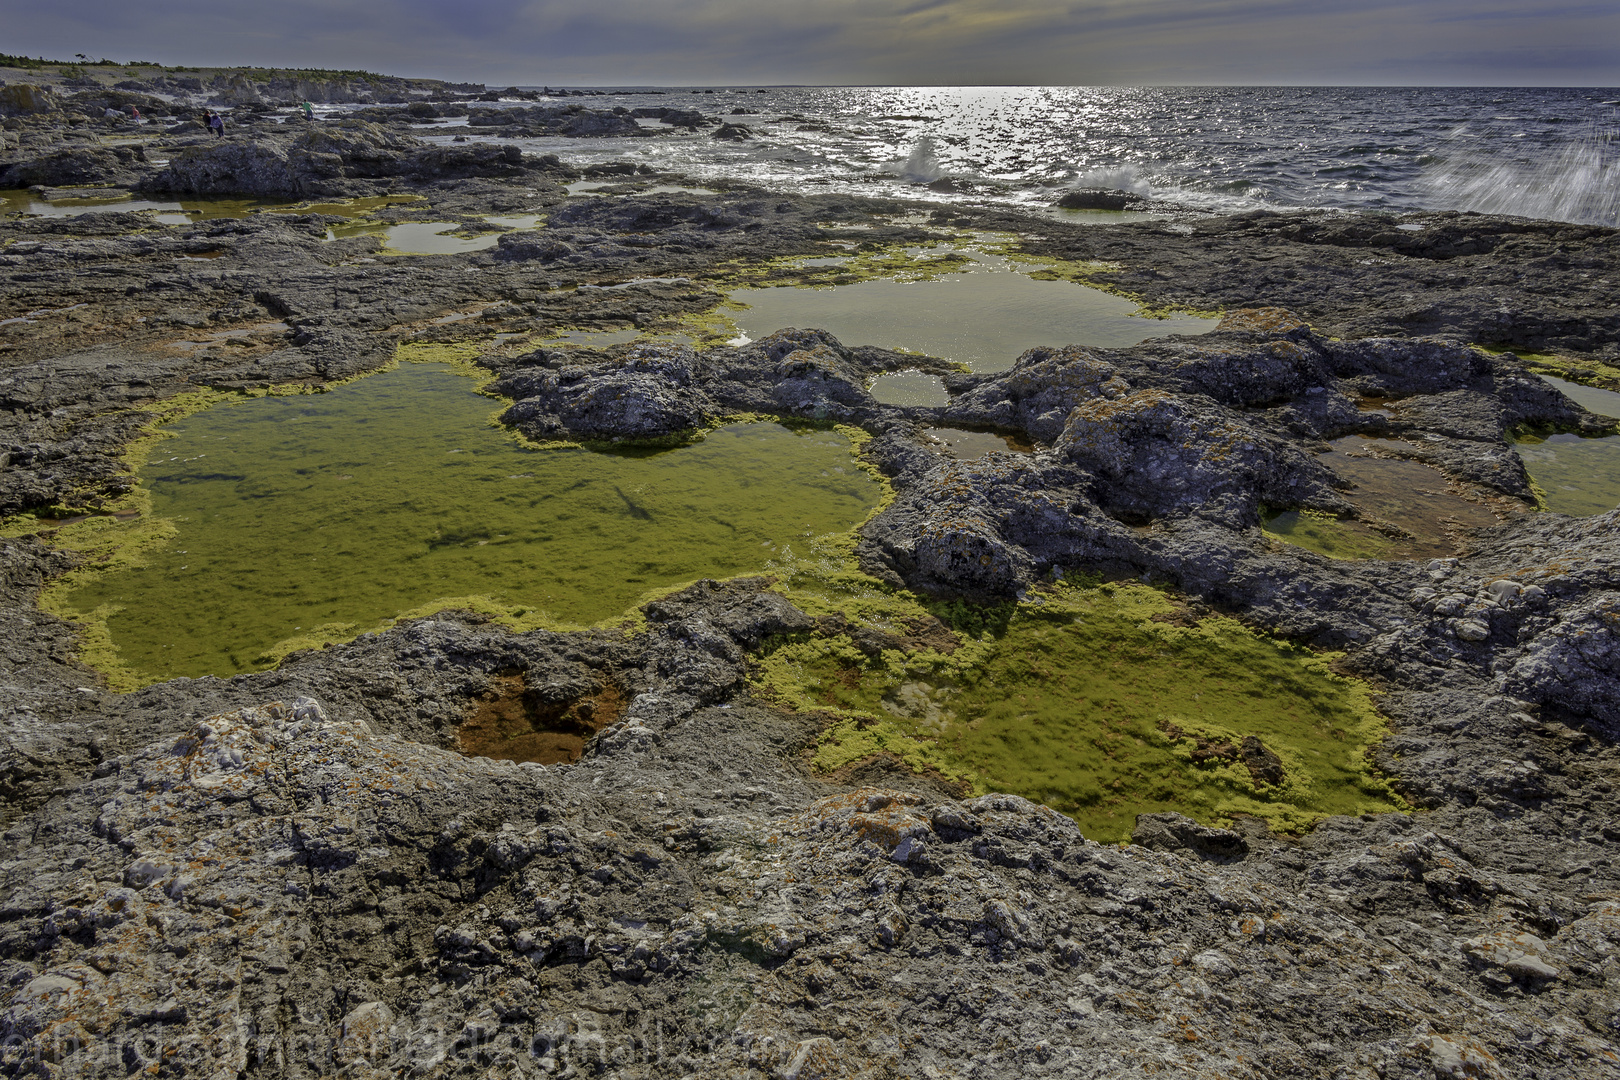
[1265,436,1506,560]
[1517,432,1620,516]
[1514,375,1620,516]
[62,362,883,684]
[1539,373,1620,419]
[868,371,949,406]
[725,245,1216,373]
[325,220,505,255]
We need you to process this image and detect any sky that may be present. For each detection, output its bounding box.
[7,0,1619,86]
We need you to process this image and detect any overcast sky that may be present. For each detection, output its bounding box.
[9,0,1619,86]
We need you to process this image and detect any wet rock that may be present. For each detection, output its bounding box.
[1056,187,1132,210]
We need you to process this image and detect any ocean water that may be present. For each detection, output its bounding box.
[416,86,1620,227]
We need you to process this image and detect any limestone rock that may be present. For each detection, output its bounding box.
[0,84,60,116]
[497,344,716,441]
[1501,584,1620,736]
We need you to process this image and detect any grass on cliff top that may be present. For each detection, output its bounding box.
[755,547,1402,843]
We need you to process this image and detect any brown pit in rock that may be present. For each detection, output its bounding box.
[458,671,625,764]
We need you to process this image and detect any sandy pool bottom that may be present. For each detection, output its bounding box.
[1265,437,1507,560]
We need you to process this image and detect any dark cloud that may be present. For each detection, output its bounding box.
[5,0,1616,85]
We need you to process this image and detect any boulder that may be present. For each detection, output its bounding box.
[497,345,716,441]
[494,233,577,263]
[144,140,313,198]
[0,146,144,188]
[946,344,1132,443]
[0,83,60,116]
[1057,187,1132,210]
[1054,388,1330,522]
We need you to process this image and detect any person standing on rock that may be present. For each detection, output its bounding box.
[301,100,314,121]
[208,112,224,138]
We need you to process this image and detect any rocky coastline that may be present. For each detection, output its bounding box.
[2,70,1619,1078]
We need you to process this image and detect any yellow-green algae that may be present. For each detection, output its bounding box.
[43,350,884,687]
[755,540,1402,843]
[1478,345,1620,395]
[1262,509,1400,561]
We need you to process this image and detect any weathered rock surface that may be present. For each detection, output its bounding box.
[5,689,1620,1078]
[497,344,717,440]
[140,121,534,198]
[1004,210,1620,362]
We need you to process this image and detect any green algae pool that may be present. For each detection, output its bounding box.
[57,362,884,685]
[753,547,1401,843]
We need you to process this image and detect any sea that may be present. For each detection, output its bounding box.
[405,85,1620,227]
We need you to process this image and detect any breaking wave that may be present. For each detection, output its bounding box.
[1420,123,1619,227]
[895,136,944,183]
